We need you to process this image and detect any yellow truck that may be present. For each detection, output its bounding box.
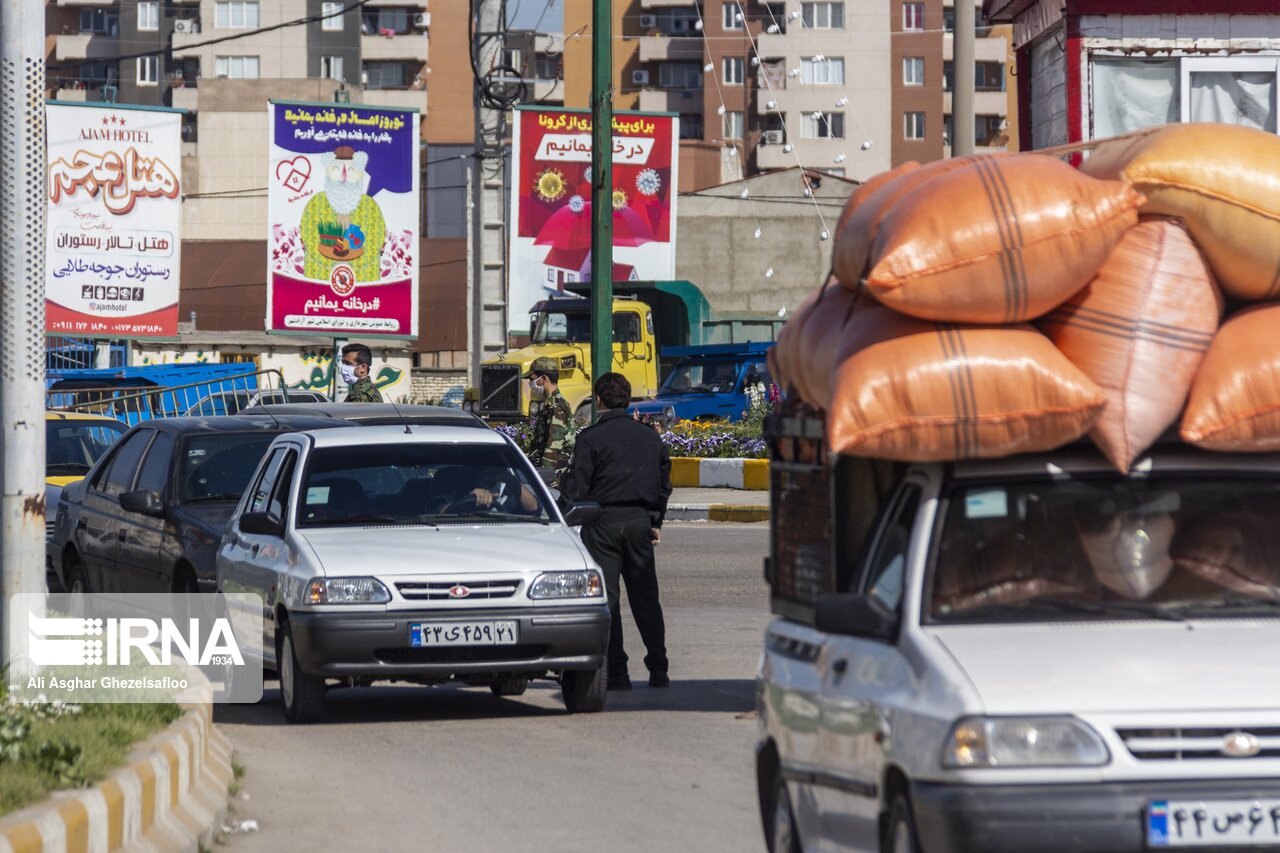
[466,280,782,424]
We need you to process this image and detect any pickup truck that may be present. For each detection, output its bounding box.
[628,342,774,426]
[756,411,1280,853]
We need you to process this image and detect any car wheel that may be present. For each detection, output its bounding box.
[561,663,607,713]
[64,554,90,617]
[885,794,921,853]
[490,677,529,697]
[277,621,326,724]
[767,769,802,853]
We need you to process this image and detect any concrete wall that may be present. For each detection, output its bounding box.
[409,368,467,405]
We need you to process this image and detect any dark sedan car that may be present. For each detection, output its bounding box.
[242,402,488,428]
[47,415,341,595]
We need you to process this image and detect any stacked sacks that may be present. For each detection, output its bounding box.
[1181,304,1280,451]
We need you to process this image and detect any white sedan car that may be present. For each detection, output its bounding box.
[216,425,610,723]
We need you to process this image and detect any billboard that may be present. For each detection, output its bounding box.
[267,101,420,337]
[46,102,183,338]
[509,107,679,334]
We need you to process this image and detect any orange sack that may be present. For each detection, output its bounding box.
[864,155,1144,323]
[832,156,988,289]
[1081,123,1280,302]
[1182,303,1280,451]
[827,306,1105,460]
[786,284,873,409]
[770,281,827,398]
[1041,219,1222,472]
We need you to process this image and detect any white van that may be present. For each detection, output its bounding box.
[756,417,1280,853]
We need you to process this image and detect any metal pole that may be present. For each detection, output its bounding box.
[1,0,49,665]
[589,0,613,418]
[465,163,480,388]
[472,0,507,373]
[952,0,976,156]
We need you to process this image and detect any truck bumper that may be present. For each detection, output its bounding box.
[912,778,1280,853]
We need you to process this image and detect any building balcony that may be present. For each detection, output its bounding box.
[54,33,116,61]
[640,0,697,7]
[55,0,113,5]
[533,79,563,104]
[361,31,429,62]
[943,34,1008,62]
[638,35,704,63]
[171,30,208,54]
[943,89,1008,116]
[755,33,789,58]
[363,87,427,114]
[171,86,198,112]
[638,88,699,113]
[366,0,426,6]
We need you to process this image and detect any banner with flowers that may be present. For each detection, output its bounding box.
[508,107,679,334]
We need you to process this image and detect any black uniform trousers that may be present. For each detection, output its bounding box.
[582,506,668,677]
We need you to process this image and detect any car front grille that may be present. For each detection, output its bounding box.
[375,644,550,665]
[1117,726,1280,761]
[479,364,521,415]
[394,579,521,601]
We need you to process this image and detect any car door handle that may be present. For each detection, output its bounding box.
[118,529,128,542]
[832,658,849,677]
[250,544,260,556]
[76,518,87,532]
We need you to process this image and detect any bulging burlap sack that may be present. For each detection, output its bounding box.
[1182,303,1280,451]
[1042,219,1222,471]
[833,161,920,242]
[787,284,872,409]
[1081,123,1280,302]
[1172,504,1280,600]
[864,155,1144,323]
[826,306,1105,460]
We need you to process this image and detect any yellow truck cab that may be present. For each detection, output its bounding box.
[44,410,128,541]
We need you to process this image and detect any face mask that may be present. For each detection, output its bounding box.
[339,362,359,385]
[529,376,546,400]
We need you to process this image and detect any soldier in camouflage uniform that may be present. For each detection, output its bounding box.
[524,357,574,484]
[340,343,384,403]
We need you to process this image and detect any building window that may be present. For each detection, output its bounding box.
[321,55,344,81]
[659,61,702,90]
[137,2,159,31]
[136,56,158,85]
[904,111,925,140]
[903,2,924,31]
[215,55,260,78]
[723,56,744,86]
[903,56,925,86]
[976,61,1005,91]
[977,114,1004,145]
[534,55,559,80]
[658,7,699,34]
[802,111,845,138]
[364,61,410,89]
[722,2,743,30]
[80,8,118,34]
[362,8,411,35]
[215,1,259,29]
[802,2,844,29]
[944,7,954,32]
[680,113,704,139]
[321,2,344,30]
[723,111,744,138]
[800,56,845,85]
[943,61,952,91]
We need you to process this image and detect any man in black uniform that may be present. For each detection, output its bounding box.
[562,372,672,690]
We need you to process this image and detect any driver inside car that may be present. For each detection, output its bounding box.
[430,466,539,514]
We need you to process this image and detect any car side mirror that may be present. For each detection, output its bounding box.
[239,511,283,537]
[120,489,164,518]
[814,593,899,641]
[564,501,602,528]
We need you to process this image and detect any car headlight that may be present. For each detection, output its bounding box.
[528,571,604,599]
[942,716,1110,768]
[307,577,391,604]
[663,406,677,426]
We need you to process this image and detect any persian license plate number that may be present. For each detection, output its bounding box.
[1149,799,1280,847]
[410,621,518,647]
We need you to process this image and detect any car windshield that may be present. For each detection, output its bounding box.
[929,474,1280,624]
[188,393,253,417]
[297,442,551,527]
[178,433,278,503]
[531,310,590,343]
[45,419,127,474]
[660,359,742,395]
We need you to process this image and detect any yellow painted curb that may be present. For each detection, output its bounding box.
[668,457,769,490]
[670,457,700,488]
[742,460,770,491]
[707,505,770,523]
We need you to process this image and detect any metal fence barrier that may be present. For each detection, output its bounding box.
[45,369,292,425]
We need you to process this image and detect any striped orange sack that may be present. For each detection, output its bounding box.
[1183,303,1280,451]
[864,155,1144,323]
[1042,219,1222,472]
[826,306,1105,461]
[1081,123,1280,302]
[784,283,870,409]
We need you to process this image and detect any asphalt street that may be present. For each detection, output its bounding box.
[215,521,772,853]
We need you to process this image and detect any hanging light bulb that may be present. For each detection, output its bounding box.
[727,146,738,157]
[835,97,849,107]
[740,187,750,198]
[787,68,799,78]
[814,53,825,62]
[803,187,813,197]
[704,63,714,73]
[736,11,744,22]
[717,104,726,115]
[783,143,793,153]
[834,153,847,163]
[766,23,779,33]
[750,56,760,66]
[694,19,703,30]
[861,140,874,150]
[820,230,831,241]
[766,99,777,110]
[811,111,822,120]
[788,10,800,19]
[753,227,762,239]
[765,267,775,279]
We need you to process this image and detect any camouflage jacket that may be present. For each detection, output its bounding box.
[530,390,574,479]
[345,377,383,403]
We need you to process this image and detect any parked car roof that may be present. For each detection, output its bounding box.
[303,424,507,448]
[140,414,344,435]
[243,402,488,428]
[45,410,126,424]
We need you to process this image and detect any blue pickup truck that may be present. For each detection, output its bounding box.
[629,342,774,426]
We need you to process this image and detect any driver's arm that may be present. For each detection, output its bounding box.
[468,487,495,507]
[518,484,538,512]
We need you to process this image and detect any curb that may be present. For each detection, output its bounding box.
[667,503,770,523]
[669,458,768,490]
[0,673,232,853]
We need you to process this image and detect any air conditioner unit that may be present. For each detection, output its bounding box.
[631,69,650,85]
[639,14,658,29]
[762,129,784,145]
[173,19,198,33]
[413,12,430,30]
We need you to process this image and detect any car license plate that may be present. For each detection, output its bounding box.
[1148,800,1280,847]
[410,621,518,647]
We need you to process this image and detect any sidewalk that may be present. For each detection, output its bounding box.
[667,487,769,523]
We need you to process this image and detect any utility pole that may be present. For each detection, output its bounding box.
[589,0,613,416]
[952,0,976,156]
[470,0,508,382]
[1,0,49,663]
